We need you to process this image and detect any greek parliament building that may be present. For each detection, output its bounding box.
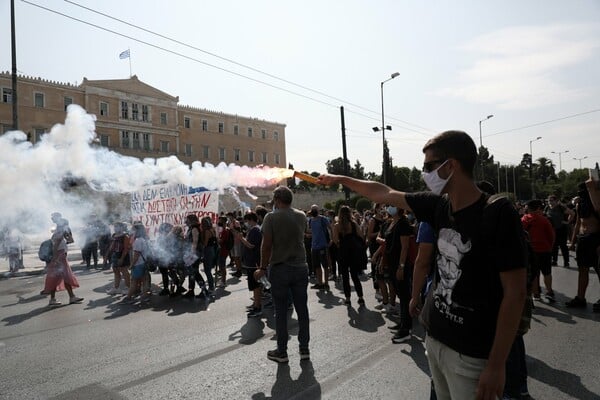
[0,72,286,169]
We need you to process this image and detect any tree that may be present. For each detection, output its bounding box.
[355,197,372,212]
[535,157,556,185]
[325,157,348,176]
[383,140,391,184]
[409,167,426,192]
[353,160,365,179]
[478,146,495,180]
[388,166,410,191]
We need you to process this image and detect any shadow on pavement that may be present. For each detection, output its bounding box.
[533,290,600,323]
[50,383,127,400]
[229,317,266,345]
[1,293,47,308]
[346,304,385,332]
[252,361,321,400]
[400,327,431,378]
[1,303,56,326]
[315,290,344,309]
[527,354,599,400]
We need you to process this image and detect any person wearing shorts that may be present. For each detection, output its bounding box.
[567,181,600,312]
[522,200,556,302]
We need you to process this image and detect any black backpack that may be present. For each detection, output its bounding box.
[38,239,53,262]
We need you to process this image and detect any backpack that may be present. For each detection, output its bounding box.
[38,239,54,262]
[314,216,330,244]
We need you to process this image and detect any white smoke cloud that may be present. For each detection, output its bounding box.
[0,105,290,241]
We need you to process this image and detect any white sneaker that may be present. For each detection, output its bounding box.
[48,298,62,307]
[107,288,120,295]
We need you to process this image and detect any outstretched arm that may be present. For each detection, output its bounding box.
[318,174,412,211]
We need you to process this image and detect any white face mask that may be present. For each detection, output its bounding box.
[422,160,452,195]
[386,206,398,216]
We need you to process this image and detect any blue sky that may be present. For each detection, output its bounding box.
[1,0,599,175]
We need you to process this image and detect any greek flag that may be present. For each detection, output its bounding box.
[119,49,130,59]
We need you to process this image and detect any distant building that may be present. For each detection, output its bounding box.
[0,73,286,168]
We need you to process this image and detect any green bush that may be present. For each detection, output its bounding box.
[355,197,372,213]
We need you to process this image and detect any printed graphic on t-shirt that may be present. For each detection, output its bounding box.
[434,228,472,320]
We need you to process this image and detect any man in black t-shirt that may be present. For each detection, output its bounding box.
[319,130,527,400]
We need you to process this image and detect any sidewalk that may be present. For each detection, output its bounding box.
[0,245,90,279]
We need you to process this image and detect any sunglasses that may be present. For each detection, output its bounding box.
[422,159,447,173]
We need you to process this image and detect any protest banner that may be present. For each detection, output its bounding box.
[131,183,219,237]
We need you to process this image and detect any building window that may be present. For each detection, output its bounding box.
[185,144,193,157]
[218,122,224,133]
[121,101,128,119]
[121,131,130,148]
[234,149,240,162]
[64,96,73,111]
[34,92,44,108]
[219,147,225,161]
[132,103,139,121]
[233,124,239,135]
[273,131,279,142]
[202,119,208,131]
[248,150,255,163]
[100,102,108,116]
[142,105,149,122]
[275,153,280,164]
[1,88,12,103]
[261,129,266,139]
[142,133,150,150]
[262,152,268,163]
[202,145,210,159]
[160,112,167,125]
[1,124,13,134]
[247,127,253,137]
[132,132,140,149]
[160,140,169,152]
[184,117,191,129]
[34,128,45,142]
[99,134,109,147]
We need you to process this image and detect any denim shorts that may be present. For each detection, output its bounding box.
[131,263,146,280]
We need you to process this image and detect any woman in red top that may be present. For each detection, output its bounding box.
[522,199,556,301]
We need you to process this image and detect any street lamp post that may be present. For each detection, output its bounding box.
[573,156,588,169]
[478,114,494,179]
[529,136,542,199]
[373,72,399,185]
[551,150,569,172]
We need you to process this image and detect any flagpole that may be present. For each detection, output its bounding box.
[128,48,132,77]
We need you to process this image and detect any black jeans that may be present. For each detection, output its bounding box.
[339,261,364,299]
[393,265,413,330]
[187,259,205,290]
[552,225,569,265]
[270,264,310,353]
[159,266,182,289]
[82,242,98,267]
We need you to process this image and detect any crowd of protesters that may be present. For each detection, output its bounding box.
[18,129,599,400]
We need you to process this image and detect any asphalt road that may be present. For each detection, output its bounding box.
[0,262,599,400]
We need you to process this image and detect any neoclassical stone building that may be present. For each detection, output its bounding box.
[0,72,286,168]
